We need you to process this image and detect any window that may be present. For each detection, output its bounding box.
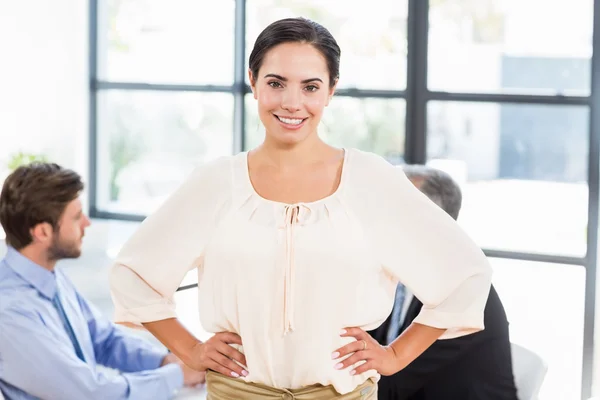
[174,287,211,342]
[490,258,585,400]
[428,0,593,95]
[427,101,589,256]
[96,90,234,215]
[246,0,409,90]
[100,0,236,85]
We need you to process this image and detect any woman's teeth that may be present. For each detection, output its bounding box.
[277,116,304,125]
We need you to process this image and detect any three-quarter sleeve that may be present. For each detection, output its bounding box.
[352,154,492,339]
[109,157,231,325]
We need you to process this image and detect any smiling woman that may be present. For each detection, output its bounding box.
[109,17,493,400]
[250,41,334,143]
[247,18,339,146]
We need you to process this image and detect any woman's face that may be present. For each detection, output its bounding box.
[249,42,337,146]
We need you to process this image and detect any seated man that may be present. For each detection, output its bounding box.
[0,163,205,399]
[370,165,518,400]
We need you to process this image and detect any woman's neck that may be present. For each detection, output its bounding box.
[256,136,334,169]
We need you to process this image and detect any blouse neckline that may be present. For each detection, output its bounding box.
[241,148,350,207]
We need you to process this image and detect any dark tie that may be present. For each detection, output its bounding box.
[52,292,86,362]
[386,284,406,345]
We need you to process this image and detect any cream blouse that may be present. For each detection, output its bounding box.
[109,148,492,395]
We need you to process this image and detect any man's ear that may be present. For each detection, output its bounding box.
[408,177,425,190]
[30,222,53,245]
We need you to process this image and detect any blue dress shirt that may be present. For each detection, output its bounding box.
[0,247,184,400]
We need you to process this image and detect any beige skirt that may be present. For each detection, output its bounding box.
[205,370,377,400]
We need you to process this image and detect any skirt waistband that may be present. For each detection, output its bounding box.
[205,371,377,400]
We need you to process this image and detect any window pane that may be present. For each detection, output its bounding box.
[490,258,585,400]
[0,130,79,180]
[180,269,198,287]
[428,0,593,95]
[174,288,212,341]
[97,90,234,215]
[99,0,235,85]
[245,95,405,162]
[427,101,588,256]
[246,0,408,90]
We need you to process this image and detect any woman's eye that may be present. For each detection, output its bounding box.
[305,85,318,92]
[268,81,282,88]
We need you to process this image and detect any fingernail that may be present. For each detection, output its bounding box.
[331,352,340,359]
[334,363,343,370]
[340,329,346,335]
[231,372,240,378]
[242,370,249,377]
[350,370,356,375]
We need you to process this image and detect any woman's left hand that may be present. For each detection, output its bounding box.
[331,327,403,376]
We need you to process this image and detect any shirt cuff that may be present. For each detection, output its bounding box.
[145,347,170,370]
[160,363,184,397]
[413,308,484,339]
[113,302,177,326]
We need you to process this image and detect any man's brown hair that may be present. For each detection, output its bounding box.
[0,162,84,250]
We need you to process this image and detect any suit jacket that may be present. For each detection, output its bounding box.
[369,285,518,400]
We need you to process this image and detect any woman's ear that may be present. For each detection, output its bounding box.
[326,79,338,106]
[248,69,258,99]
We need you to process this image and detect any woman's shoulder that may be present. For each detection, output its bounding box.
[192,154,236,173]
[184,154,239,191]
[343,148,415,208]
[346,148,402,181]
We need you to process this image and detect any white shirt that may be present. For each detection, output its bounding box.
[109,148,493,395]
[400,290,415,327]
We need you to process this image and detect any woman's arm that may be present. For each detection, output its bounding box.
[108,159,248,378]
[332,324,444,376]
[143,318,249,378]
[142,318,200,365]
[386,323,445,372]
[332,154,493,375]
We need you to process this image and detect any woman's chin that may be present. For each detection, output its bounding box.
[266,130,312,146]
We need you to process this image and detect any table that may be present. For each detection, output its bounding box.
[176,385,207,399]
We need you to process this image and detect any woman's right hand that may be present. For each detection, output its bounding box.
[189,332,249,378]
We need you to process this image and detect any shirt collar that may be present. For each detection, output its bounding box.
[4,246,57,300]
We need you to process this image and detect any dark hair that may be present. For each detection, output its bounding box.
[403,164,463,221]
[0,162,84,250]
[249,17,341,88]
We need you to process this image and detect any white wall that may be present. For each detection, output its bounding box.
[0,0,89,188]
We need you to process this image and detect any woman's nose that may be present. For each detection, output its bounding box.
[281,89,302,112]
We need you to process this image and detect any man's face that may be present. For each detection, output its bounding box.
[408,177,425,191]
[47,198,91,261]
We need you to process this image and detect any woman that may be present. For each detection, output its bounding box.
[109,17,492,399]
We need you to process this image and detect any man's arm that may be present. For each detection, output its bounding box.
[385,286,510,399]
[0,307,183,400]
[381,318,486,399]
[385,335,479,394]
[76,292,170,372]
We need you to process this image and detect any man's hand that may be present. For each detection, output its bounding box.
[161,353,206,387]
[160,353,179,367]
[180,362,206,387]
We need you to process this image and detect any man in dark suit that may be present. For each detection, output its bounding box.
[370,165,518,400]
